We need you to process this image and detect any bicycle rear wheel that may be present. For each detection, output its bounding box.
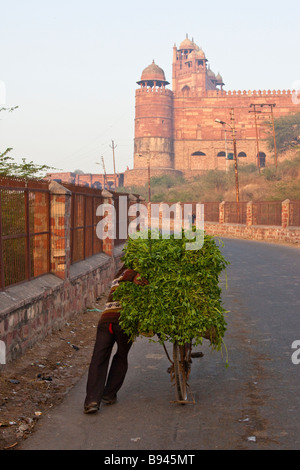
[173,342,191,403]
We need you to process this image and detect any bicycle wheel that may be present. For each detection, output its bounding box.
[173,342,191,403]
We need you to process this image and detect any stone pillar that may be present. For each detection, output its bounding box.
[175,202,182,232]
[246,201,253,226]
[282,199,290,228]
[158,202,163,231]
[219,201,225,224]
[33,190,50,277]
[49,181,71,280]
[101,189,114,257]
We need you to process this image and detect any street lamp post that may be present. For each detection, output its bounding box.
[215,113,240,203]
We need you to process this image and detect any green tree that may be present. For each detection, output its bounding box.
[0,107,54,178]
[265,112,300,154]
[0,148,54,178]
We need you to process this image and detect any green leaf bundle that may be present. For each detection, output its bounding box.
[114,230,229,350]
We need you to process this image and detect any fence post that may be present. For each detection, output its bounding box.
[49,181,71,280]
[282,199,290,228]
[246,201,253,226]
[219,201,225,224]
[33,191,50,277]
[101,189,114,257]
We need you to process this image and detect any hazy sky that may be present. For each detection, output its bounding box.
[1,0,300,175]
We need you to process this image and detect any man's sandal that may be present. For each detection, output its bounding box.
[84,402,99,414]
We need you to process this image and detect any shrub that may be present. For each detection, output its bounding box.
[114,231,229,353]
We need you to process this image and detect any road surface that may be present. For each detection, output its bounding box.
[19,238,300,450]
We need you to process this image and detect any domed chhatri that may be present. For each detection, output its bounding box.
[137,60,169,87]
[179,34,195,51]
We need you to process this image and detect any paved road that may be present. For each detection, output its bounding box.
[20,238,300,451]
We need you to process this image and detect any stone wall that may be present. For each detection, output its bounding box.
[173,89,299,172]
[0,247,124,365]
[204,222,300,245]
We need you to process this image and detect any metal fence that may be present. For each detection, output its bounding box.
[62,183,104,264]
[1,177,300,291]
[203,202,220,222]
[252,201,282,226]
[289,201,300,227]
[0,177,51,290]
[224,202,248,224]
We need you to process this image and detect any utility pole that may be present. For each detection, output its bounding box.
[250,103,278,170]
[110,140,117,188]
[230,109,240,203]
[147,153,151,204]
[269,104,278,168]
[261,104,278,168]
[215,113,240,203]
[101,156,107,189]
[249,103,261,173]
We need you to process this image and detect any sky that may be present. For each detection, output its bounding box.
[1,0,300,175]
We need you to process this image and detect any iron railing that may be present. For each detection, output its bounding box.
[289,201,300,227]
[224,202,248,224]
[203,202,220,222]
[252,201,282,226]
[0,177,51,290]
[62,183,104,264]
[1,177,300,291]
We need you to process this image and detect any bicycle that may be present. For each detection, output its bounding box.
[162,340,203,404]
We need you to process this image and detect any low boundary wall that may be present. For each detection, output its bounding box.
[204,222,300,245]
[203,199,300,245]
[0,245,124,365]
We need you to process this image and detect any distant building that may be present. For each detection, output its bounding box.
[124,34,300,187]
[46,172,123,190]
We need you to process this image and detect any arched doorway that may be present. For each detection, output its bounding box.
[257,152,266,168]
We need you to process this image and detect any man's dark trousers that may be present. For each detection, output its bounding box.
[84,322,132,407]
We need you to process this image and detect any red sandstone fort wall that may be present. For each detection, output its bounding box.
[173,88,299,171]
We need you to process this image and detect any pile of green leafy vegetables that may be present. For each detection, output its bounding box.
[114,230,229,351]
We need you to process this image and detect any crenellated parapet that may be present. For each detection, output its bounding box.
[226,89,294,96]
[174,88,297,98]
[136,87,173,97]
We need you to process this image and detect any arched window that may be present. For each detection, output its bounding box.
[92,181,102,189]
[190,151,207,169]
[182,85,190,96]
[238,152,247,157]
[191,151,206,156]
[217,151,226,157]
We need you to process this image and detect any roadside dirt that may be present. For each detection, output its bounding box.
[0,291,108,451]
